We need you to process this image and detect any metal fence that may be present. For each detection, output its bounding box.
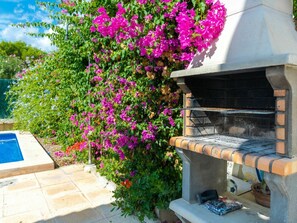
[0,79,13,119]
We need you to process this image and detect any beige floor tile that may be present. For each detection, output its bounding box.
[73,176,103,192]
[3,189,49,217]
[60,164,84,175]
[0,194,3,218]
[2,177,40,194]
[36,219,56,223]
[46,191,91,213]
[2,210,53,223]
[84,188,114,206]
[35,169,71,187]
[94,175,111,189]
[51,207,105,223]
[68,170,96,182]
[0,164,145,223]
[0,174,26,183]
[42,182,79,198]
[0,173,36,189]
[95,206,159,223]
[106,214,142,223]
[3,200,49,218]
[4,179,39,192]
[0,191,3,206]
[93,203,121,219]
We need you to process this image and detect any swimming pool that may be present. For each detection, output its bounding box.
[0,131,54,178]
[0,133,24,163]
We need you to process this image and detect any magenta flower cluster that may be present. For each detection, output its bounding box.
[68,0,226,164]
[91,4,143,44]
[91,0,226,62]
[70,75,158,160]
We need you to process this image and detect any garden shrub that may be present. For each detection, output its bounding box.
[0,55,24,79]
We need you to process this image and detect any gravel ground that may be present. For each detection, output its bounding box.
[35,136,77,167]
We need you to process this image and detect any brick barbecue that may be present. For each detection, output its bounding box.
[169,1,297,222]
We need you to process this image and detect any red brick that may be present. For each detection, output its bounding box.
[276,141,286,154]
[243,154,257,168]
[276,113,285,126]
[203,145,213,156]
[276,99,286,112]
[185,98,192,107]
[194,143,205,153]
[175,138,184,148]
[211,146,222,159]
[271,158,297,176]
[181,140,189,149]
[188,141,196,151]
[220,148,237,161]
[274,90,286,97]
[232,152,244,165]
[256,156,277,173]
[276,127,286,140]
[169,137,178,146]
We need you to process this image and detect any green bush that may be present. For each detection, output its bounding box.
[0,55,24,79]
[0,41,45,79]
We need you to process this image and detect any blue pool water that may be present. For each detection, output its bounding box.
[0,133,24,164]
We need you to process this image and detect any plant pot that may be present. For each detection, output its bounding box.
[251,183,270,208]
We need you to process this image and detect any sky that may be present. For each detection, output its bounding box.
[0,0,57,52]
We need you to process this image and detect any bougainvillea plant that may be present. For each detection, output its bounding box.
[67,0,226,220]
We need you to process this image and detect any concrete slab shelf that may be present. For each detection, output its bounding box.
[170,192,269,223]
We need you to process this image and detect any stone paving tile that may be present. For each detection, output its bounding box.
[95,174,117,191]
[68,170,96,182]
[42,182,79,197]
[3,188,50,217]
[1,173,40,194]
[0,192,3,219]
[72,175,103,192]
[0,195,2,213]
[0,165,160,223]
[0,173,37,190]
[59,164,85,175]
[35,168,71,187]
[2,210,54,223]
[93,203,122,219]
[83,187,114,207]
[94,175,109,187]
[106,214,144,223]
[45,191,92,214]
[0,187,3,203]
[50,207,106,223]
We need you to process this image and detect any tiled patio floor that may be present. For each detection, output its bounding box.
[0,164,159,223]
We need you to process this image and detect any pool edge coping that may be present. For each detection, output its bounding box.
[0,131,55,179]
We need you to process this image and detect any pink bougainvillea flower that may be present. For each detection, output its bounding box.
[168,116,175,126]
[137,0,147,4]
[90,26,96,33]
[93,76,103,82]
[61,9,68,14]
